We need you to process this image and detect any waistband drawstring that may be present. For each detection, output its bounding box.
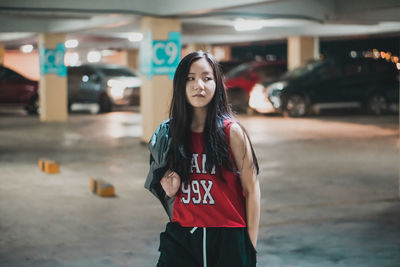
[189,227,207,267]
[203,227,207,267]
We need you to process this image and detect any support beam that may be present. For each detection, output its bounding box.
[139,17,181,142]
[287,36,319,70]
[126,49,139,71]
[0,43,4,65]
[38,33,68,122]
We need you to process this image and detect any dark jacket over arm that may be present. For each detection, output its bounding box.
[144,119,175,220]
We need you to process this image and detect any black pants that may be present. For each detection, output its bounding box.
[157,222,257,267]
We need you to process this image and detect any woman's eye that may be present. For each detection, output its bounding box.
[187,77,195,81]
[204,77,213,81]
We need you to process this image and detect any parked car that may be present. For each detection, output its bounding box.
[224,60,286,113]
[249,58,399,117]
[68,64,141,113]
[0,65,39,114]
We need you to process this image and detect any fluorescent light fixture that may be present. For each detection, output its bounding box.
[65,52,80,66]
[20,44,33,53]
[234,18,264,31]
[65,39,79,49]
[87,51,101,63]
[128,32,143,42]
[234,18,318,31]
[101,49,116,57]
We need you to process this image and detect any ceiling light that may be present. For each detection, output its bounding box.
[234,18,264,31]
[87,51,101,63]
[20,44,33,53]
[234,18,318,31]
[65,39,79,49]
[65,52,80,66]
[372,49,380,58]
[128,33,143,42]
[350,51,357,58]
[101,49,116,57]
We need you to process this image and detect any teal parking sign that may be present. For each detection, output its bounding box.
[39,43,67,77]
[140,32,181,79]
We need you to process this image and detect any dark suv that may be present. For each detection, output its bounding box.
[251,58,399,116]
[0,65,39,114]
[68,64,141,113]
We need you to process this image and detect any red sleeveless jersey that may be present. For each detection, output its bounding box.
[172,121,247,228]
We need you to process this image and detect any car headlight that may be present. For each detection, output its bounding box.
[249,83,267,109]
[265,81,287,109]
[265,81,288,96]
[107,79,126,99]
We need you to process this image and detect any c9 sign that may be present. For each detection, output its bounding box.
[153,41,178,66]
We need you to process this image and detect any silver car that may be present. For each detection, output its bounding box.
[67,64,141,113]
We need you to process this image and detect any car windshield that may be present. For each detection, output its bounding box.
[99,67,136,77]
[225,64,249,78]
[282,61,324,79]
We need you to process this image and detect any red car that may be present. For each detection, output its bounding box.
[224,60,286,112]
[0,65,39,114]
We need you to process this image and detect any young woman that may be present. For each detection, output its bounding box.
[149,51,260,267]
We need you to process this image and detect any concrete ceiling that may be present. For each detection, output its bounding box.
[1,0,400,50]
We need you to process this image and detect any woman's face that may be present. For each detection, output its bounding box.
[185,58,216,109]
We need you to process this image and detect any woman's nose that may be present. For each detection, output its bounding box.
[194,78,205,90]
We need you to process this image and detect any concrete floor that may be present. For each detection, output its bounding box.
[0,108,399,267]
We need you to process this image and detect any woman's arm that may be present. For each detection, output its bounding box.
[160,170,181,197]
[230,123,260,249]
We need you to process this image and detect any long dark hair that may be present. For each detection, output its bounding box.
[168,51,259,183]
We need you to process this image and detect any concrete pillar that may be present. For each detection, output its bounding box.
[126,49,139,71]
[140,17,181,142]
[38,33,68,122]
[192,43,211,52]
[211,45,232,62]
[0,43,5,65]
[287,36,319,70]
[313,37,320,60]
[183,43,212,57]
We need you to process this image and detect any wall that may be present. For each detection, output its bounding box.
[4,51,40,81]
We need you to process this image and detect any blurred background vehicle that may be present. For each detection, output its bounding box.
[0,65,39,114]
[224,60,286,113]
[249,58,399,117]
[0,64,142,115]
[68,64,141,113]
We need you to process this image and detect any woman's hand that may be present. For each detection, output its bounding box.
[160,170,181,197]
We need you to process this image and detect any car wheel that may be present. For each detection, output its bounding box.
[227,88,249,114]
[284,94,307,117]
[367,94,387,115]
[99,94,112,113]
[26,95,39,115]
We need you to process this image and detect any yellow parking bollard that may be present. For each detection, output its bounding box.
[38,158,60,174]
[90,178,115,197]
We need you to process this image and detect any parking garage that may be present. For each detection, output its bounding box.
[0,1,399,266]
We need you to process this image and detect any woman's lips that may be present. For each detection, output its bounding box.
[193,94,205,97]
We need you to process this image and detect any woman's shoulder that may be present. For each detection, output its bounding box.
[229,122,244,138]
[226,121,248,148]
[221,118,245,144]
[222,117,240,132]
